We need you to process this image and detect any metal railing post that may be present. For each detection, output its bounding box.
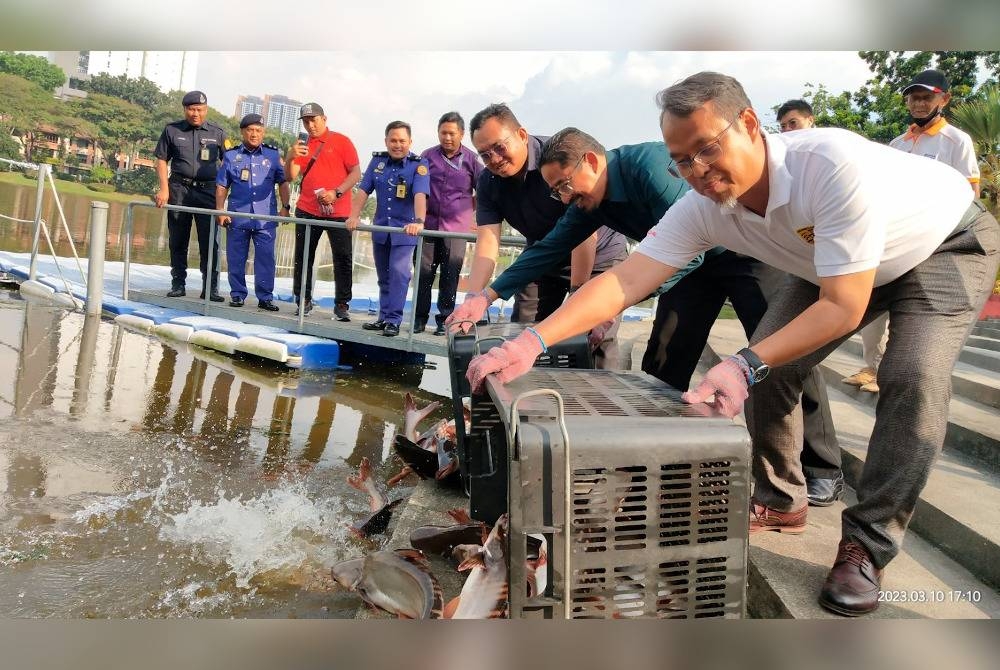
[27,163,50,280]
[85,201,109,316]
[297,223,312,331]
[406,234,424,346]
[122,203,133,300]
[205,214,217,308]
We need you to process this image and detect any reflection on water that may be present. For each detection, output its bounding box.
[0,294,452,617]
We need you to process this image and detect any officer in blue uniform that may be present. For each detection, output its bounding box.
[346,121,430,337]
[154,90,227,300]
[215,113,291,311]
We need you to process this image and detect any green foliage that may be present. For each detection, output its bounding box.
[87,183,116,193]
[79,73,168,112]
[89,165,115,184]
[0,51,66,92]
[115,167,159,195]
[952,85,1000,207]
[0,133,23,160]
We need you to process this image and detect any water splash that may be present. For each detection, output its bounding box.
[159,481,353,589]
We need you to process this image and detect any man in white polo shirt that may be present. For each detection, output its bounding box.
[466,71,999,617]
[842,68,982,393]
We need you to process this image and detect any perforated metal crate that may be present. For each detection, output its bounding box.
[483,368,751,619]
[447,322,592,513]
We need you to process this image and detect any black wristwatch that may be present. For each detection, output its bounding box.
[736,347,770,386]
[334,188,344,199]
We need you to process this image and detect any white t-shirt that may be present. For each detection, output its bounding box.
[636,128,973,287]
[889,117,981,184]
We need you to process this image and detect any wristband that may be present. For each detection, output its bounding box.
[466,288,492,302]
[525,326,548,353]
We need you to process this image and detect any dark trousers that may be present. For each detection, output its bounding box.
[415,237,467,326]
[511,272,570,323]
[167,182,219,291]
[292,209,352,305]
[373,238,415,325]
[747,210,999,567]
[640,250,841,479]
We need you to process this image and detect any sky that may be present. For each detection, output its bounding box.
[196,51,876,159]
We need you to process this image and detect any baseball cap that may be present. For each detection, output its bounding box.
[240,113,265,128]
[182,90,208,106]
[902,70,950,96]
[298,102,325,119]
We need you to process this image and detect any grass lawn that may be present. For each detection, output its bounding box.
[0,171,149,205]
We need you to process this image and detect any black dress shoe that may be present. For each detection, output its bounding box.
[412,320,426,334]
[166,287,185,298]
[807,471,845,507]
[200,291,225,302]
[258,300,279,312]
[433,323,447,336]
[818,539,882,616]
[333,303,351,322]
[229,297,244,307]
[383,323,400,337]
[296,301,313,316]
[362,320,387,331]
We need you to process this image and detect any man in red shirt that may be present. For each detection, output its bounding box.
[284,102,362,319]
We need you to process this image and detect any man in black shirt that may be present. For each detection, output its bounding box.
[154,90,227,301]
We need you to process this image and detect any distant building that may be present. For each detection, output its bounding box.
[235,95,265,119]
[47,51,199,99]
[264,94,302,135]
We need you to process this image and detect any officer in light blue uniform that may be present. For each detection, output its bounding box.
[347,121,431,337]
[215,113,291,311]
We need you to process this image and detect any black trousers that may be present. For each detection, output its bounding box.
[641,250,842,479]
[511,271,570,323]
[415,237,467,326]
[167,182,219,291]
[292,209,353,305]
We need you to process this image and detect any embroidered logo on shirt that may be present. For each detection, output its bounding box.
[416,165,428,176]
[796,226,815,244]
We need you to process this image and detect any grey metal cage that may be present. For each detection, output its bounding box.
[484,368,751,619]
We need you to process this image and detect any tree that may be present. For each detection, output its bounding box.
[79,73,169,112]
[90,165,114,184]
[0,51,66,92]
[0,133,22,160]
[952,85,1000,209]
[67,93,147,168]
[0,72,58,160]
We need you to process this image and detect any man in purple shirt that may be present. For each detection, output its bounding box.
[415,112,485,335]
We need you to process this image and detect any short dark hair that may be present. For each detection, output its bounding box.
[656,71,752,123]
[385,120,411,137]
[776,99,813,120]
[438,111,465,131]
[469,103,521,138]
[540,127,606,168]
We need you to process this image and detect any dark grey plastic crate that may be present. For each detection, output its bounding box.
[447,322,592,512]
[483,368,751,619]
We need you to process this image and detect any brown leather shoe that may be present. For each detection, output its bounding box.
[818,539,882,617]
[749,499,807,534]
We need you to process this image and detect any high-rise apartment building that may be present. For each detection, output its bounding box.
[235,95,265,119]
[48,51,198,96]
[264,95,302,136]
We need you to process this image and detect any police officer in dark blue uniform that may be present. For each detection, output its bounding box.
[154,90,227,301]
[215,114,290,311]
[346,121,430,337]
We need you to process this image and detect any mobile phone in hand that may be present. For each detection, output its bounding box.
[298,132,309,145]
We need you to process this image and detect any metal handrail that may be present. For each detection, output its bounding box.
[122,200,528,345]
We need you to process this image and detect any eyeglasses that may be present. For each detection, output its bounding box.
[549,156,585,201]
[477,134,515,163]
[667,118,738,178]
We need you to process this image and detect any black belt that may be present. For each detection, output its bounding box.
[170,175,214,189]
[948,199,987,239]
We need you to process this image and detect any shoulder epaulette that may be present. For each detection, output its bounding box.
[262,143,279,152]
[372,150,390,157]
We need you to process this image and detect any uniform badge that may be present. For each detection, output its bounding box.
[796,226,815,244]
[375,161,386,173]
[224,138,234,150]
[261,158,271,169]
[416,165,428,176]
[234,154,243,163]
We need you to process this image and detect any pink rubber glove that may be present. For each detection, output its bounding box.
[445,290,491,334]
[466,330,544,393]
[681,355,751,418]
[588,318,614,350]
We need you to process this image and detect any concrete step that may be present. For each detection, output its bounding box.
[967,334,1000,352]
[748,489,1000,619]
[707,319,1000,592]
[973,324,1000,339]
[840,334,1000,375]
